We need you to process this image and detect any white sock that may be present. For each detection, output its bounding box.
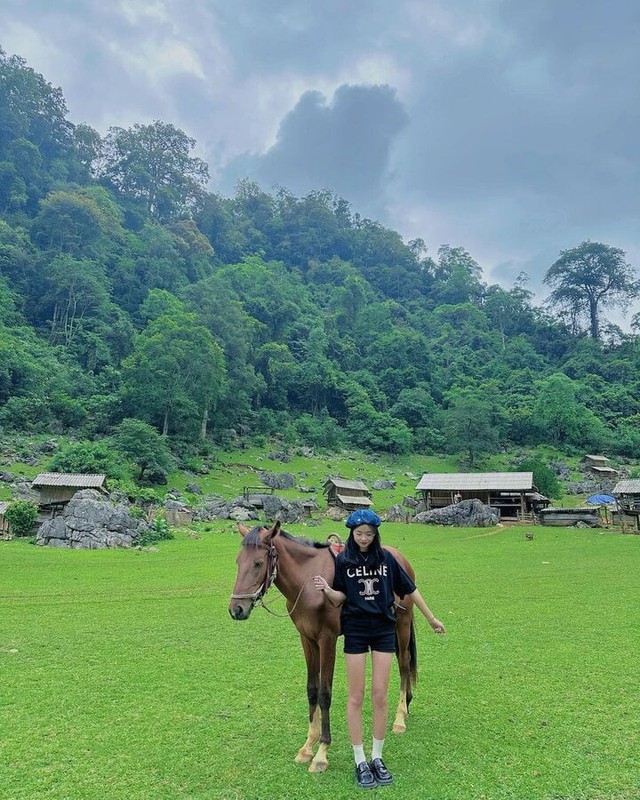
[353,744,366,766]
[372,737,384,760]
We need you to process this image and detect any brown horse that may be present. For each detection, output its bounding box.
[228,520,418,772]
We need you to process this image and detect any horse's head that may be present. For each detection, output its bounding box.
[228,521,281,620]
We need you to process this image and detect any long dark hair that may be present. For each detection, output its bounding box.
[342,526,385,569]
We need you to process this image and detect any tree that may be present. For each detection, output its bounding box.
[517,458,562,499]
[5,500,38,536]
[113,418,173,480]
[32,190,107,257]
[444,391,499,466]
[39,255,112,347]
[49,441,121,478]
[0,49,73,164]
[544,242,640,340]
[390,385,445,452]
[342,380,413,454]
[531,373,608,449]
[121,311,226,438]
[102,121,209,222]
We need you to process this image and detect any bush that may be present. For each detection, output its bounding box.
[518,458,562,499]
[49,441,122,479]
[0,396,54,432]
[5,500,38,536]
[139,515,174,547]
[112,418,173,481]
[294,412,343,450]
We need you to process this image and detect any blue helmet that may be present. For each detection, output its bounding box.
[345,509,382,530]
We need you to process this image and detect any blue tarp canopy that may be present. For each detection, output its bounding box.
[586,494,615,505]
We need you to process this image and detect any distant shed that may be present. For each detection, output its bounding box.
[584,455,610,468]
[590,466,619,478]
[613,479,640,532]
[31,473,107,508]
[416,472,539,517]
[323,477,372,511]
[584,455,618,477]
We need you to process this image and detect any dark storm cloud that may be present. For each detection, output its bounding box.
[221,84,408,208]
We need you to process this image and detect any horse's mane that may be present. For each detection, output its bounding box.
[242,525,330,550]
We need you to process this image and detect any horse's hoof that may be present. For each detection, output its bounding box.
[295,749,314,764]
[392,722,407,734]
[309,760,328,773]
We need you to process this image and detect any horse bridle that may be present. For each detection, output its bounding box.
[230,540,278,608]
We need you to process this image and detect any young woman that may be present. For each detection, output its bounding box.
[314,509,446,789]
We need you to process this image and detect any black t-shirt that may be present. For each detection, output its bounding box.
[333,548,416,626]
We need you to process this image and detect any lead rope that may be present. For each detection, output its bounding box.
[260,575,316,618]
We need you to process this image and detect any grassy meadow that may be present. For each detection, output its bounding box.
[2,518,639,800]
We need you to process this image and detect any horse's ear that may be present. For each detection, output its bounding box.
[265,520,281,540]
[238,523,250,537]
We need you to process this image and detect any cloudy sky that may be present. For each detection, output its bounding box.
[3,0,640,317]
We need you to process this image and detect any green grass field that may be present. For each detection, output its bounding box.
[1,521,639,800]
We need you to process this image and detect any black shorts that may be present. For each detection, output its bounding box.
[343,617,396,655]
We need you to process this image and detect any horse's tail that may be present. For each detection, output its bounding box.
[408,618,418,687]
[394,615,418,685]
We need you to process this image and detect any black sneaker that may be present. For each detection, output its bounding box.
[355,761,377,789]
[370,758,394,785]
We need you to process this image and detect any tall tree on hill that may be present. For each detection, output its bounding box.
[544,242,640,341]
[531,373,608,448]
[444,390,499,466]
[431,245,485,306]
[113,418,173,480]
[0,49,73,163]
[101,121,209,222]
[121,309,226,439]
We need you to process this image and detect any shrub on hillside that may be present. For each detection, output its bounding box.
[518,458,562,499]
[139,515,174,547]
[5,500,38,536]
[49,441,122,478]
[113,418,173,481]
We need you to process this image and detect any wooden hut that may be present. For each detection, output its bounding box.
[416,472,542,518]
[323,477,372,511]
[31,473,108,511]
[612,479,640,532]
[584,455,618,478]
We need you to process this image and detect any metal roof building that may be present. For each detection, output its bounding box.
[416,472,533,491]
[416,472,539,517]
[613,479,640,532]
[31,473,107,507]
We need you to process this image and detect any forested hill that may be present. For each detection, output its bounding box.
[1,48,640,466]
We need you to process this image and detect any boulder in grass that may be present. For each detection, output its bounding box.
[373,479,396,490]
[258,471,296,490]
[414,498,499,527]
[35,489,149,549]
[384,504,409,523]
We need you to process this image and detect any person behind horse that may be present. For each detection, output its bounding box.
[314,509,446,789]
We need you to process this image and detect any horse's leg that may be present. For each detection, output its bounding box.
[393,609,416,734]
[309,631,337,773]
[295,635,321,764]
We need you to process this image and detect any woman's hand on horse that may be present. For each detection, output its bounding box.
[314,575,329,593]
